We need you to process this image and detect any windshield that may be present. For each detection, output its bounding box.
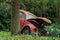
[19,12,25,18]
[26,13,37,19]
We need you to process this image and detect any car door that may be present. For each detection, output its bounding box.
[19,12,25,29]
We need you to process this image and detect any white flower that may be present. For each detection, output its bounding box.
[51,29,54,31]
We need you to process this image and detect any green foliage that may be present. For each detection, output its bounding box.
[20,0,60,23]
[0,1,11,31]
[45,24,60,37]
[0,0,60,37]
[0,31,60,40]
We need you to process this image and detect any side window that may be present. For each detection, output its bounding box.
[19,12,25,18]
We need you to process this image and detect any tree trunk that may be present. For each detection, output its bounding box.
[11,0,20,35]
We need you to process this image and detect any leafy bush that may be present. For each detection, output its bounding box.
[45,24,60,37]
[0,1,11,31]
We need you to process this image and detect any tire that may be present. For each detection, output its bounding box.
[22,27,31,35]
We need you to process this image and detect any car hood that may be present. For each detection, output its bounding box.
[27,17,52,24]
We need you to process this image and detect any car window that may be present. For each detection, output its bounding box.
[19,12,25,18]
[26,13,36,19]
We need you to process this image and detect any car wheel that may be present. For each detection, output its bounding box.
[22,27,31,35]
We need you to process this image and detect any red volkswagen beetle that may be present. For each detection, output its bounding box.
[19,10,52,35]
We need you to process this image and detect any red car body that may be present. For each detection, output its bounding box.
[19,10,52,35]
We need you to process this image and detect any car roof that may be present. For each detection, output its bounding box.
[19,10,29,14]
[19,10,37,17]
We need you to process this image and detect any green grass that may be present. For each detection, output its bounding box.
[0,31,60,40]
[0,31,11,37]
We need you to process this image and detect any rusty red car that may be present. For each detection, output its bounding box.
[19,10,52,36]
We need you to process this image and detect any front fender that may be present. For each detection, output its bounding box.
[23,24,36,32]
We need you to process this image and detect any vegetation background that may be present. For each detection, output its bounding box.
[0,0,60,40]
